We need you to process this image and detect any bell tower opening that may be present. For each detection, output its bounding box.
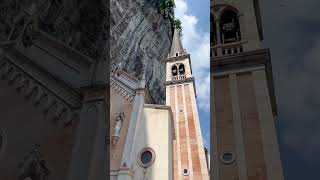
[220,9,241,44]
[178,64,185,76]
[172,65,178,77]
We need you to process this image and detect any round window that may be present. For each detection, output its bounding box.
[141,150,152,164]
[219,152,236,165]
[182,168,189,176]
[223,153,233,161]
[138,147,155,168]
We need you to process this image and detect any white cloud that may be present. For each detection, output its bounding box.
[175,0,210,112]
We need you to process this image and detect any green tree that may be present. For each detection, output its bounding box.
[160,0,175,21]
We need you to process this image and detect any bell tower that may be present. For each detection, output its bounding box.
[211,0,284,180]
[165,29,209,180]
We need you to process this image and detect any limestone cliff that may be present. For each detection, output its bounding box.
[111,0,172,104]
[0,0,172,104]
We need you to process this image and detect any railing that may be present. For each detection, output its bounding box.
[173,75,186,80]
[211,41,247,58]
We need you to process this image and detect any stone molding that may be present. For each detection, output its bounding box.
[110,78,135,103]
[111,67,156,104]
[0,57,80,126]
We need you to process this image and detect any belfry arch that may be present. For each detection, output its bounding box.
[211,4,242,45]
[219,7,241,44]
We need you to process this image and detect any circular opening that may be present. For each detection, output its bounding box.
[141,150,152,165]
[223,152,233,161]
[220,152,236,165]
[138,147,155,168]
[183,168,189,176]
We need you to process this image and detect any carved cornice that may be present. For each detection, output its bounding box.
[110,78,135,103]
[211,49,270,73]
[111,67,156,104]
[0,57,80,127]
[165,77,195,86]
[1,46,82,108]
[165,54,190,62]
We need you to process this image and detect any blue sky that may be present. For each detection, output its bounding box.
[174,0,211,151]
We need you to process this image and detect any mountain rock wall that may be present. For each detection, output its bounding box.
[0,0,172,103]
[111,0,172,104]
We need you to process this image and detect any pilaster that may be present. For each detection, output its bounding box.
[66,87,108,180]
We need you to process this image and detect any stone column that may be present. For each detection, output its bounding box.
[117,79,146,180]
[215,19,221,44]
[215,19,222,56]
[66,59,108,180]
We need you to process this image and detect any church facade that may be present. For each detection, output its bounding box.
[211,0,284,180]
[109,29,210,180]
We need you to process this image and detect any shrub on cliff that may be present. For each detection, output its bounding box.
[160,0,183,38]
[159,0,175,21]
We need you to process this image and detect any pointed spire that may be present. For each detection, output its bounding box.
[170,29,184,57]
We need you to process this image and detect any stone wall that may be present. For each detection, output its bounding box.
[0,0,109,59]
[0,0,172,104]
[111,0,172,104]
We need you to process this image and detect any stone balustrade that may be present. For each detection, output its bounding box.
[211,41,247,58]
[173,75,187,80]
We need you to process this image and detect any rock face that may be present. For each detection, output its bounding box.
[0,0,172,104]
[0,0,109,59]
[111,0,172,104]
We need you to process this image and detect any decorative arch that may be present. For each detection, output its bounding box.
[217,5,240,18]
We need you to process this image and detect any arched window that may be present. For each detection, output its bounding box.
[178,64,185,75]
[220,9,241,44]
[172,65,178,77]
